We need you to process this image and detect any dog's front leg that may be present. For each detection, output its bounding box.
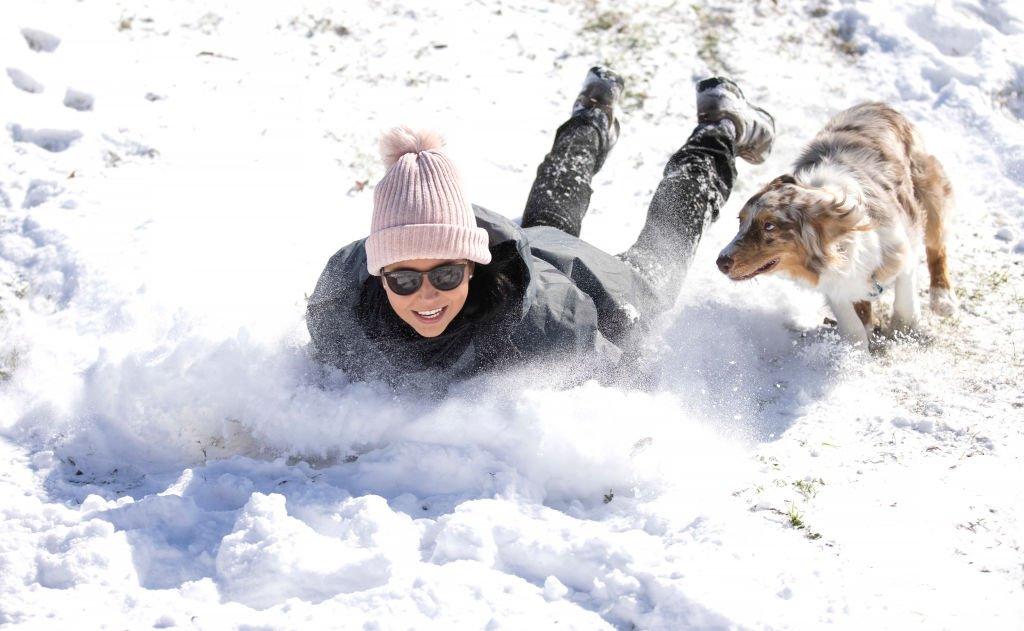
[891,269,920,333]
[827,296,870,347]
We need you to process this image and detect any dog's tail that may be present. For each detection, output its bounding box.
[912,149,958,316]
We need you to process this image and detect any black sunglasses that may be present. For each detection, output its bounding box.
[381,262,469,296]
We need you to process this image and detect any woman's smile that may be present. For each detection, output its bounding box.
[412,305,447,323]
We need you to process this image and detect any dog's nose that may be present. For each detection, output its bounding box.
[716,254,734,274]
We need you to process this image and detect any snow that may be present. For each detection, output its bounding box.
[1,0,1023,628]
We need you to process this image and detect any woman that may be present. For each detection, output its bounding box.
[306,67,774,392]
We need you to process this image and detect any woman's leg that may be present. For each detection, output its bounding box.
[618,121,736,300]
[521,67,622,237]
[620,77,774,303]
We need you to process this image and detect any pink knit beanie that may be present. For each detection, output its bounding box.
[365,126,492,275]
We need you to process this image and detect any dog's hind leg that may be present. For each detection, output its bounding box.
[914,153,958,316]
[828,297,870,347]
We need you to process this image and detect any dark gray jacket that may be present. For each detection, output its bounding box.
[306,206,661,389]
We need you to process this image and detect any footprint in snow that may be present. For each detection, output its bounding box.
[6,67,44,93]
[905,6,985,57]
[7,35,96,111]
[22,180,63,209]
[21,28,61,53]
[63,88,94,111]
[11,25,97,114]
[958,2,1023,36]
[10,124,82,153]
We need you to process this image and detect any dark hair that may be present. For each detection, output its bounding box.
[460,241,527,324]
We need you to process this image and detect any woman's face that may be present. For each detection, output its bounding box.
[381,259,474,337]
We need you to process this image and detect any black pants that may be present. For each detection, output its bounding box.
[522,109,736,303]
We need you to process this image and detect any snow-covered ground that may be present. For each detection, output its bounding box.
[2,0,1022,628]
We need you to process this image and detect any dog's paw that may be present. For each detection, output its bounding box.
[885,310,920,338]
[880,317,933,348]
[929,287,958,317]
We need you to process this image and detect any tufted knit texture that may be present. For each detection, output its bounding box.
[365,126,492,275]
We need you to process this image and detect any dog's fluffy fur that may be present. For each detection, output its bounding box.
[717,102,957,346]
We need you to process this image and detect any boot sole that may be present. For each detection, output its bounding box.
[697,89,775,164]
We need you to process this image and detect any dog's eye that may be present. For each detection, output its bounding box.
[763,222,776,232]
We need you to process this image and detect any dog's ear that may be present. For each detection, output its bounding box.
[819,185,867,226]
[768,174,797,188]
[807,184,871,266]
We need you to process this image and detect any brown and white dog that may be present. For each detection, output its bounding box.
[716,102,957,346]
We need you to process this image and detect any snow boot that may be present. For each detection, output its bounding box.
[572,65,624,151]
[696,77,775,164]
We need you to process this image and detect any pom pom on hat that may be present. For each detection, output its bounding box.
[378,125,446,168]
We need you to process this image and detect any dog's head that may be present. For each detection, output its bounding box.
[716,174,867,285]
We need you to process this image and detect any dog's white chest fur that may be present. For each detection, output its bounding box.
[817,223,925,347]
[817,229,896,303]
